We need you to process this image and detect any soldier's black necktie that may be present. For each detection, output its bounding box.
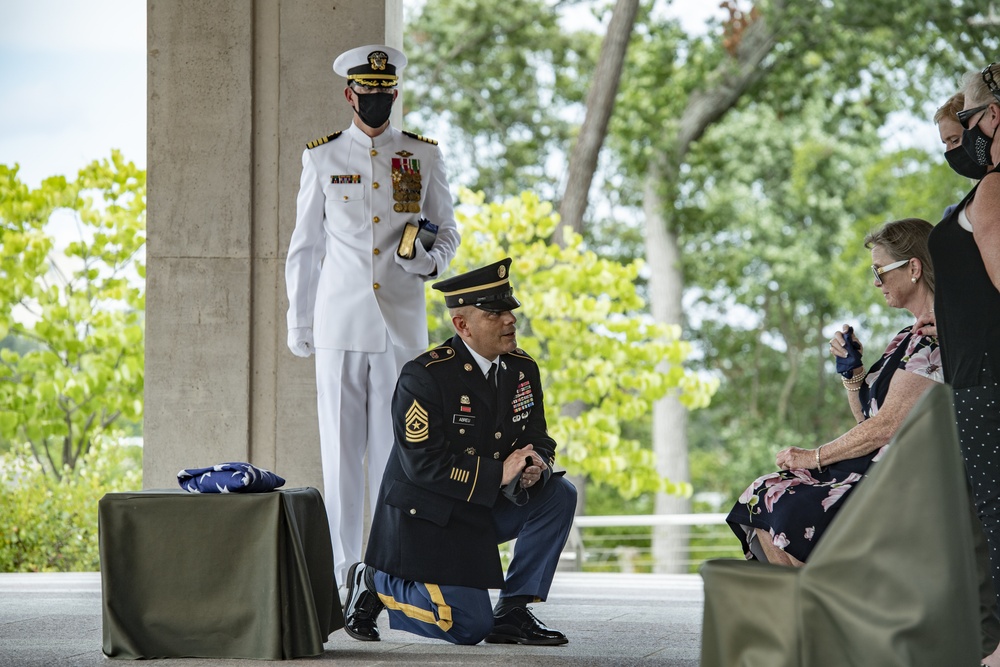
[486,362,498,397]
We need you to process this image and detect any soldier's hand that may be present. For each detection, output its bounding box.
[501,445,535,486]
[287,327,315,358]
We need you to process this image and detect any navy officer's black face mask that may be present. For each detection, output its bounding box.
[355,91,394,129]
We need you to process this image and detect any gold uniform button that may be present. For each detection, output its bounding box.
[373,216,380,223]
[373,248,380,255]
[409,508,417,515]
[459,428,466,434]
[371,149,378,156]
[373,283,380,290]
[494,431,502,439]
[343,196,349,201]
[373,182,380,189]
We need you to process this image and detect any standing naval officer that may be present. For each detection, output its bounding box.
[341,258,578,646]
[284,44,460,586]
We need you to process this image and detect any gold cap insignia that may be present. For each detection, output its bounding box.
[368,50,388,71]
[498,265,506,278]
[405,400,429,443]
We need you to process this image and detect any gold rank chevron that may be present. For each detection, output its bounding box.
[405,400,429,442]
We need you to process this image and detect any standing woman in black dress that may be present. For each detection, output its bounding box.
[925,62,1000,667]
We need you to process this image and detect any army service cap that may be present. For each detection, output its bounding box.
[432,258,521,312]
[333,45,406,88]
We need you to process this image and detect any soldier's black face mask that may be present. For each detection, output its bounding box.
[355,91,394,128]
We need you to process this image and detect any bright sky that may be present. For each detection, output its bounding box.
[0,0,146,189]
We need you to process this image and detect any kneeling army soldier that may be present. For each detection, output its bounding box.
[342,257,577,645]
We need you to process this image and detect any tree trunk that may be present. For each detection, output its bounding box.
[557,0,640,237]
[645,162,691,573]
[645,4,783,573]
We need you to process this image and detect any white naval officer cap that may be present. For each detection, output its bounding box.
[332,44,407,88]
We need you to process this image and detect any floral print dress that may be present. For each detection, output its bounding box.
[726,327,942,563]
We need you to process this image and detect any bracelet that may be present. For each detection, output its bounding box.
[816,446,824,472]
[842,371,867,385]
[842,375,866,389]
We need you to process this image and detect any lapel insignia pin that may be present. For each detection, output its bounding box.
[461,395,470,405]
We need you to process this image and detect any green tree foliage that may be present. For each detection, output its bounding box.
[426,189,718,497]
[406,0,999,511]
[1,439,141,572]
[682,103,972,499]
[405,0,598,200]
[0,152,145,480]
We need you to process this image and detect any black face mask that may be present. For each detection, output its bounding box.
[945,144,989,180]
[355,92,394,129]
[961,123,995,167]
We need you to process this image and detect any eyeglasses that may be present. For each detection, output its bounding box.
[958,105,989,129]
[871,259,909,286]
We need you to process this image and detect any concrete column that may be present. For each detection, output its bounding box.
[144,0,402,489]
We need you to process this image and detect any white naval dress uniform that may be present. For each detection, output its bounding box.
[285,120,460,583]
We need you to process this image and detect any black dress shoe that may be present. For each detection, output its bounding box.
[343,562,384,641]
[484,606,568,645]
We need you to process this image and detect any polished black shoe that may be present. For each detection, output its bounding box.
[343,562,384,641]
[484,606,568,646]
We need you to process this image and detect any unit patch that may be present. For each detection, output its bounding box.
[405,400,429,443]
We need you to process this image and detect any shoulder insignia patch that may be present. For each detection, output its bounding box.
[405,400,429,443]
[306,131,342,149]
[402,130,438,145]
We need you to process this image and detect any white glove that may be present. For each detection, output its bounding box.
[394,240,438,277]
[287,327,315,358]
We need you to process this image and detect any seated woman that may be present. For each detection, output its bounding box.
[726,218,942,566]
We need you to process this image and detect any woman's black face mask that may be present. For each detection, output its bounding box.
[946,144,989,179]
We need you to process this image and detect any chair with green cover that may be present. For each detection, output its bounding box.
[699,384,979,667]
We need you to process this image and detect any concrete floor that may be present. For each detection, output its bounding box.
[0,571,704,666]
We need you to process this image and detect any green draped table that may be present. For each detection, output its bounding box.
[99,487,344,659]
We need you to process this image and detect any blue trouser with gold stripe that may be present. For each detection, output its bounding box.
[373,475,577,644]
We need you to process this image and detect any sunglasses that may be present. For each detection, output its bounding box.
[958,105,989,129]
[871,259,909,286]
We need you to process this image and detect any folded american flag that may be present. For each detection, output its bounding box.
[177,462,285,493]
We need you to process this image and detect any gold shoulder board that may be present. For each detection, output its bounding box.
[402,130,438,145]
[306,131,343,149]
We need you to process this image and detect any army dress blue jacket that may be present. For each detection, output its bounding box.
[364,334,558,589]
